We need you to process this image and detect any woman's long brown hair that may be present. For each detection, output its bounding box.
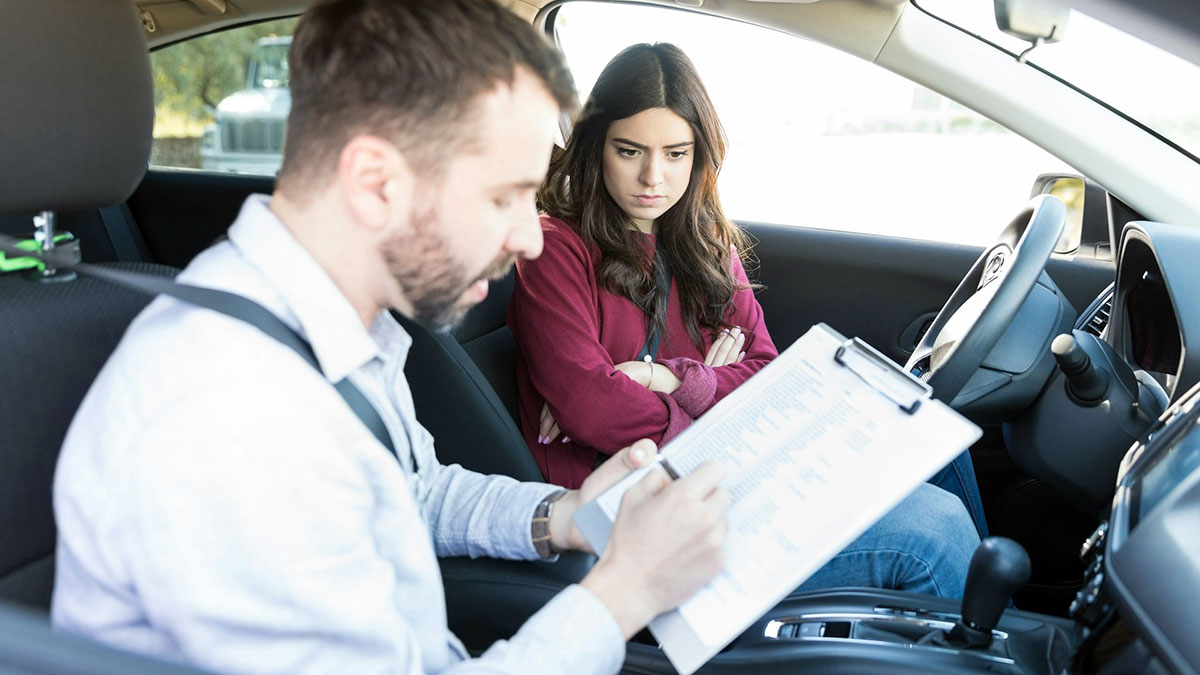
[538,43,754,352]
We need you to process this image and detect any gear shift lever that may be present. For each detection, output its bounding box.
[948,537,1031,648]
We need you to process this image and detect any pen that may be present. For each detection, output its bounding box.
[657,454,681,481]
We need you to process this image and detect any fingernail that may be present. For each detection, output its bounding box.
[739,351,746,359]
[630,446,645,463]
[538,435,546,444]
[722,328,730,334]
[562,436,571,443]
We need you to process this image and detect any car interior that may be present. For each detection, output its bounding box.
[2,0,1200,673]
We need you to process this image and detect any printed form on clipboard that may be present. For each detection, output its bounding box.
[573,323,982,675]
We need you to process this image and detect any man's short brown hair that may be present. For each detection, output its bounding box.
[277,0,577,193]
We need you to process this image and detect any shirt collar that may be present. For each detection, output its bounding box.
[225,194,411,382]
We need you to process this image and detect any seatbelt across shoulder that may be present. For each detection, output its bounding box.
[635,249,673,362]
[80,264,399,459]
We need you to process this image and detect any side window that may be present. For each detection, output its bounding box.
[150,18,298,176]
[552,3,1075,246]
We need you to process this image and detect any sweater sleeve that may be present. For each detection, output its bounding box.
[710,254,779,405]
[509,221,694,455]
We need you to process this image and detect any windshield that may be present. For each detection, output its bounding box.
[250,43,290,89]
[917,0,1200,161]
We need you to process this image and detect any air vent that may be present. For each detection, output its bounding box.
[1078,286,1114,338]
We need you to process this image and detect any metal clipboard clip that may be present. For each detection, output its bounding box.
[834,337,932,415]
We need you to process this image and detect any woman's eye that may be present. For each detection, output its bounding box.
[493,196,513,209]
[616,147,640,158]
[667,150,689,160]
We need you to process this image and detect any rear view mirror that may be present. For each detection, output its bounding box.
[994,0,1070,44]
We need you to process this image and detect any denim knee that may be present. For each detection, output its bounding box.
[902,484,980,598]
[792,484,982,599]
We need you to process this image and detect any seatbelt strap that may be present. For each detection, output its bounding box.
[0,234,398,458]
[97,204,152,262]
[635,248,673,362]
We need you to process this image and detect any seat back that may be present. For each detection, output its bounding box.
[400,268,544,482]
[451,271,522,424]
[0,0,158,608]
[0,265,177,608]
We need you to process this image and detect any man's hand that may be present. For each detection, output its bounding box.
[580,461,730,639]
[549,439,658,553]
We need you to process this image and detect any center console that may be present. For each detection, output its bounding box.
[703,538,1075,674]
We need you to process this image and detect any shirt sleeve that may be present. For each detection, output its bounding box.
[710,253,779,404]
[510,223,696,454]
[420,460,556,560]
[113,379,623,675]
[466,584,624,675]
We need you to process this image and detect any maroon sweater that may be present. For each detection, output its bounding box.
[508,215,779,488]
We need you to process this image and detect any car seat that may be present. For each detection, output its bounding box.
[397,268,546,482]
[0,0,177,611]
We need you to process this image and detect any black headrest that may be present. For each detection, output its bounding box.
[0,0,153,216]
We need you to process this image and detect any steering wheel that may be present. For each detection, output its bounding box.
[905,194,1066,407]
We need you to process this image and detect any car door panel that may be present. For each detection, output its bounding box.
[742,222,1115,363]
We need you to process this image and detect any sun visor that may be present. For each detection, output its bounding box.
[0,0,154,216]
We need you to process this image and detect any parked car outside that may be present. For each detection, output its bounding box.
[200,36,292,175]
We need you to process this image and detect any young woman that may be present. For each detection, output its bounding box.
[508,43,987,541]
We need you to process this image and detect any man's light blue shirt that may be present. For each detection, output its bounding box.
[52,195,624,674]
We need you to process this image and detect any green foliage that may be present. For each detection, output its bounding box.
[151,18,297,124]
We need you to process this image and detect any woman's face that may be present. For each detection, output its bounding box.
[601,107,695,233]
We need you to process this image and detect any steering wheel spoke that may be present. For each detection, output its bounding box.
[921,195,1067,407]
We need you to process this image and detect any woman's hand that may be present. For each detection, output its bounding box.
[538,402,567,444]
[704,326,746,367]
[614,360,651,387]
[615,360,681,394]
[540,355,690,444]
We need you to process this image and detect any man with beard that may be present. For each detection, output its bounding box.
[50,0,729,673]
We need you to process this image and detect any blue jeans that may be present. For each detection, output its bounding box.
[793,483,981,599]
[928,450,989,539]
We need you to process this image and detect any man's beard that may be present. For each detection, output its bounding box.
[382,205,515,332]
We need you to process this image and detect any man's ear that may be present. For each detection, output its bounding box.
[336,134,416,233]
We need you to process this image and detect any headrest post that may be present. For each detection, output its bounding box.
[31,211,77,283]
[33,212,57,254]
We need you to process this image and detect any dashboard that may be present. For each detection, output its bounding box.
[1061,220,1200,674]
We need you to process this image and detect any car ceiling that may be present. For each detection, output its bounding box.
[136,0,1200,72]
[136,0,908,54]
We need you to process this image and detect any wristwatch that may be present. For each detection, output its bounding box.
[531,489,569,559]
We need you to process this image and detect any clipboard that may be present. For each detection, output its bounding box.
[833,334,931,414]
[573,322,981,675]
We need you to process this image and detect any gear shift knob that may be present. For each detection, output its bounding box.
[950,537,1031,647]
